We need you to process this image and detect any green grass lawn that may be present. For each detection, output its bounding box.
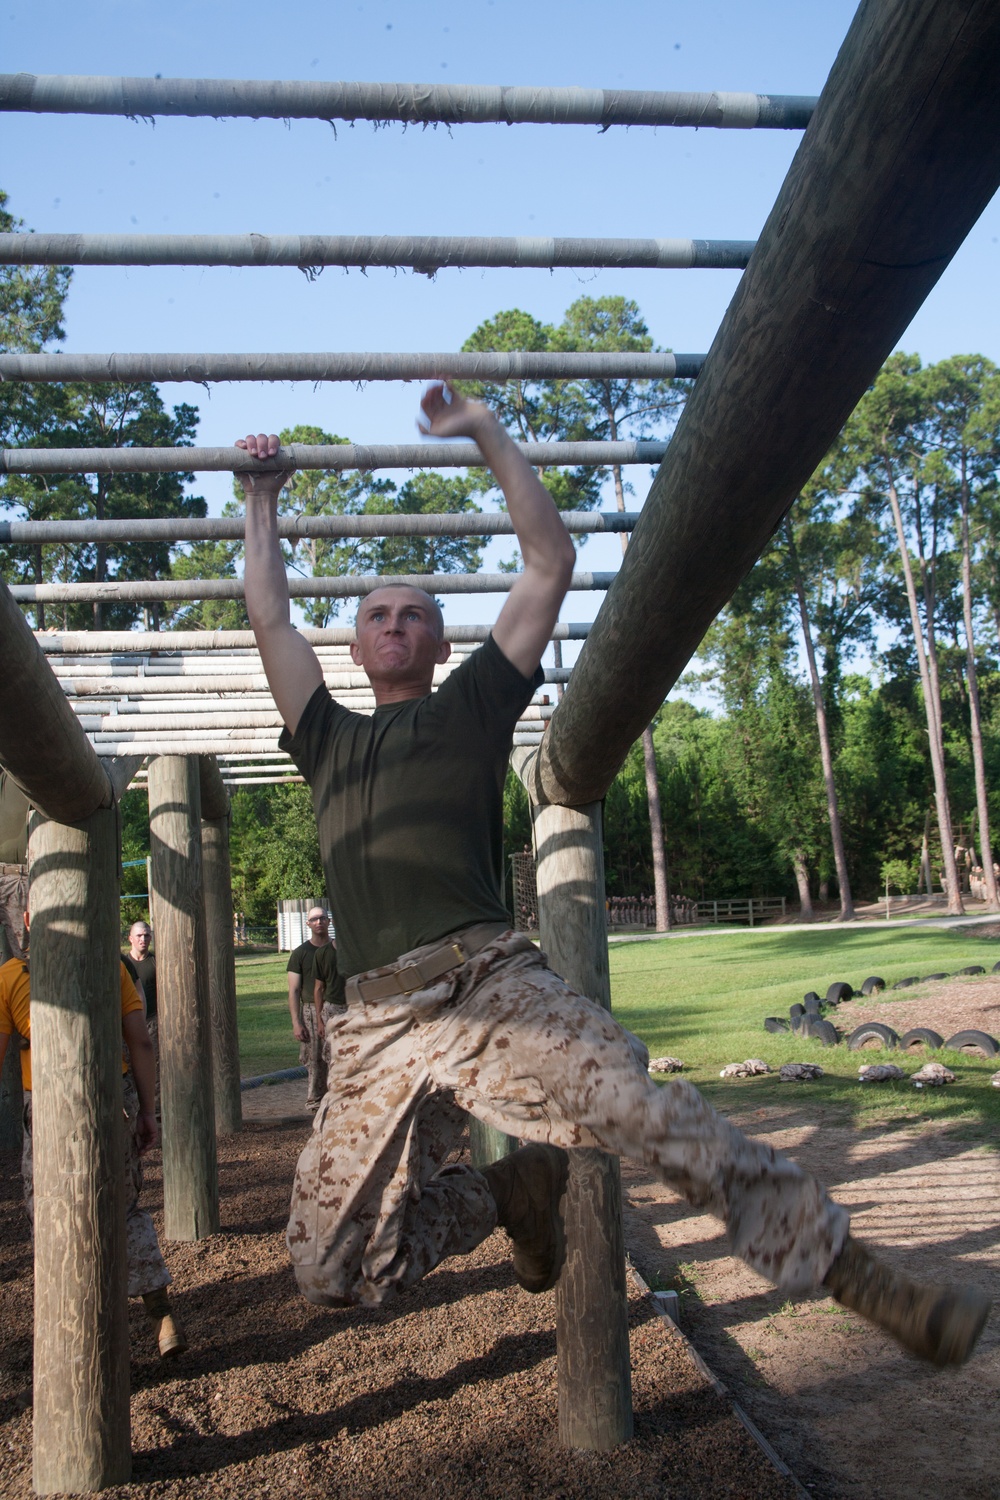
[235,952,299,1078]
[236,925,1000,1140]
[610,923,1000,1140]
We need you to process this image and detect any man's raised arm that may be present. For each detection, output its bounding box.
[418,385,575,679]
[235,433,323,734]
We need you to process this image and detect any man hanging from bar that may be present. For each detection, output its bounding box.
[235,383,989,1366]
[0,914,188,1359]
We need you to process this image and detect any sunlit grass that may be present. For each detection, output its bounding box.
[609,924,1000,1139]
[235,927,1000,1137]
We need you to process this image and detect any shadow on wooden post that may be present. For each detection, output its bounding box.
[200,755,241,1136]
[147,755,219,1238]
[518,748,633,1452]
[28,807,131,1493]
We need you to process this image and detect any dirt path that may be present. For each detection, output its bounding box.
[0,1124,795,1500]
[623,1108,1000,1500]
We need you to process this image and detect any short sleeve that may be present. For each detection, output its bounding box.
[119,962,143,1019]
[287,944,304,976]
[278,682,344,784]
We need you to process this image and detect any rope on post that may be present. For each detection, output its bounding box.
[0,233,755,273]
[0,351,702,384]
[9,570,614,605]
[0,440,667,476]
[0,75,816,128]
[0,509,640,545]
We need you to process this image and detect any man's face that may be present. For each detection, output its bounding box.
[350,587,451,686]
[306,909,330,942]
[130,924,151,956]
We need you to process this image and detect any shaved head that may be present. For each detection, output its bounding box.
[356,584,445,640]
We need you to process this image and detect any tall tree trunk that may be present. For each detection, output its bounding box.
[551,638,564,701]
[614,458,671,930]
[884,472,965,913]
[784,519,855,919]
[641,726,671,930]
[921,809,933,896]
[959,474,999,906]
[792,848,813,919]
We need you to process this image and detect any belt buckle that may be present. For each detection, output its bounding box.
[450,940,467,965]
[395,962,425,996]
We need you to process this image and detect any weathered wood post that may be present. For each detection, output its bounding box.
[199,756,242,1135]
[147,754,219,1238]
[28,808,131,1492]
[514,748,632,1451]
[0,575,134,1491]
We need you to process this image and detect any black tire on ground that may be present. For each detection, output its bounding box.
[847,1023,900,1052]
[922,973,950,982]
[804,998,821,1015]
[861,976,886,995]
[943,1030,1000,1057]
[892,977,919,990]
[899,1027,944,1052]
[789,1003,805,1018]
[764,1017,791,1034]
[803,990,821,1007]
[992,961,1000,975]
[826,981,854,1004]
[958,965,986,976]
[803,1017,839,1047]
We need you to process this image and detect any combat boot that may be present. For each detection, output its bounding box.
[142,1288,189,1359]
[824,1236,989,1366]
[482,1143,569,1294]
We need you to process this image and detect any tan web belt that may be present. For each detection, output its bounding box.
[345,921,509,1004]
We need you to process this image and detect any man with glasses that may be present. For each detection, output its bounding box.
[286,906,331,1110]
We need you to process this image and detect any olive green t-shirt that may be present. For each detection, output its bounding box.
[313,940,347,1008]
[278,634,541,978]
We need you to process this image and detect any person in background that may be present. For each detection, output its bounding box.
[310,934,347,1105]
[0,913,187,1358]
[287,906,332,1109]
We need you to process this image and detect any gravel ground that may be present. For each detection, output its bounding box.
[0,1123,796,1500]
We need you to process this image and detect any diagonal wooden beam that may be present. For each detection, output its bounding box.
[538,0,1000,805]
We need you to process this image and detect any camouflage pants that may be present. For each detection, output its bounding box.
[300,1001,341,1106]
[22,1073,170,1298]
[288,930,849,1307]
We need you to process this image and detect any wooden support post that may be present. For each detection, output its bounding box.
[27,807,131,1493]
[147,755,219,1238]
[468,1116,518,1168]
[518,746,632,1452]
[199,757,241,1135]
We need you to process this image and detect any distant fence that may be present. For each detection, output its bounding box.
[234,916,278,948]
[510,850,699,933]
[695,897,786,927]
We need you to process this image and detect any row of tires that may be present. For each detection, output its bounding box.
[763,1012,1000,1055]
[804,964,995,1009]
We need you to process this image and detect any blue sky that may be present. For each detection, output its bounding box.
[5,0,1000,656]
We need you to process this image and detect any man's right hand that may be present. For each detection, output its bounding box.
[293,1020,310,1044]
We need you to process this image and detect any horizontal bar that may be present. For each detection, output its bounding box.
[0,507,640,544]
[83,703,555,731]
[0,439,667,476]
[57,666,572,693]
[0,233,755,273]
[10,570,614,603]
[0,350,703,385]
[36,623,591,651]
[0,75,816,129]
[92,727,546,754]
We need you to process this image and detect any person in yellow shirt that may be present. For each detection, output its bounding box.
[0,913,187,1358]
